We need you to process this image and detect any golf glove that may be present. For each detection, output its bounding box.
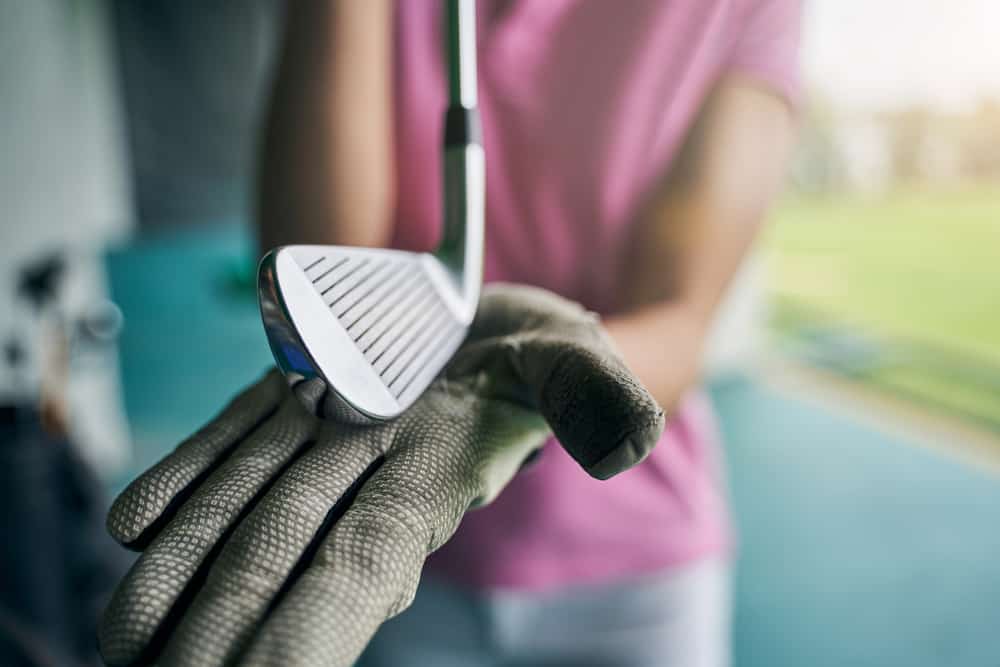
[99,284,664,666]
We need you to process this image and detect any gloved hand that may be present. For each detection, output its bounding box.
[99,284,664,667]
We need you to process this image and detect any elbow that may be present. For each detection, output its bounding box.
[255,170,396,254]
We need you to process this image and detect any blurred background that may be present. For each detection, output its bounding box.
[1,1,998,665]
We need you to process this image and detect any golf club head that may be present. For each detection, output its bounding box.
[259,0,482,423]
[258,245,478,423]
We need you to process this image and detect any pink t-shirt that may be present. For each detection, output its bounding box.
[390,0,801,590]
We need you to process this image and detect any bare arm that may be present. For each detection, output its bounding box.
[605,77,795,410]
[256,1,394,254]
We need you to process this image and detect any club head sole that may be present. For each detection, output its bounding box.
[259,245,474,423]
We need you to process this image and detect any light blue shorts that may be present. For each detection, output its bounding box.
[361,558,731,667]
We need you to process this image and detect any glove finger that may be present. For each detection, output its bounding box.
[154,424,387,667]
[531,339,664,479]
[240,392,545,666]
[107,370,287,548]
[99,394,320,667]
[453,335,664,480]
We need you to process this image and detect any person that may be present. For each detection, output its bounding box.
[255,1,800,665]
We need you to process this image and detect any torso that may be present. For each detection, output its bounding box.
[391,0,752,589]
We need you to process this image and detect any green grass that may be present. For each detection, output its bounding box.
[761,187,1000,430]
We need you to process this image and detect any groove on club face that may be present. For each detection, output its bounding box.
[258,245,472,423]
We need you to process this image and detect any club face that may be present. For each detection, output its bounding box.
[258,245,474,423]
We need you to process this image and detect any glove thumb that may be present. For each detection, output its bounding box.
[450,334,665,479]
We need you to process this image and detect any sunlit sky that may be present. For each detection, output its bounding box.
[803,0,1000,112]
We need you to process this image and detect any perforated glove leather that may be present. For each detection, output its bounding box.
[99,284,664,667]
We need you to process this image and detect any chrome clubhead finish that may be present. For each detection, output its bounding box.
[258,0,483,423]
[258,244,479,422]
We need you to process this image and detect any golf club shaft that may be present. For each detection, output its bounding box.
[438,0,484,308]
[447,0,477,109]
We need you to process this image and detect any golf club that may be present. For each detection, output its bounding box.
[258,0,483,423]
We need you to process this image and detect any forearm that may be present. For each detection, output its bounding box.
[603,198,766,411]
[256,1,394,254]
[603,302,706,412]
[606,185,769,410]
[606,77,794,411]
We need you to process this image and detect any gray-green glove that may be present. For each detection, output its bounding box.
[99,284,664,667]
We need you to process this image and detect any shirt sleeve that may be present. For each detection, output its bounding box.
[727,0,803,109]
